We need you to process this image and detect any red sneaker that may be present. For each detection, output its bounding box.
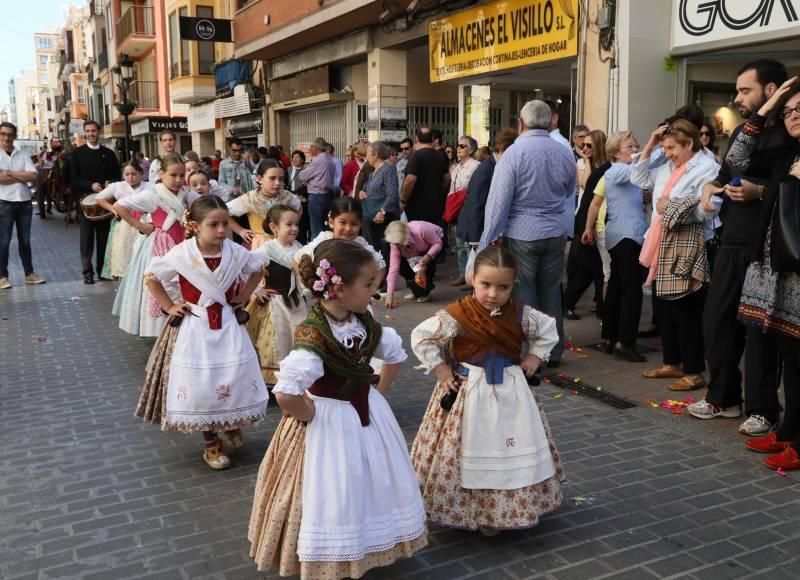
[745,433,794,454]
[764,447,800,471]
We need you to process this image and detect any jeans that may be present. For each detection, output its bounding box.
[308,193,332,239]
[505,235,566,361]
[0,200,34,278]
[456,237,471,277]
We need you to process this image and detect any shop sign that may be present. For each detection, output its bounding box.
[672,0,800,53]
[179,16,233,43]
[429,0,578,83]
[132,117,188,136]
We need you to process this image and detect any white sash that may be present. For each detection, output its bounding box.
[168,239,251,308]
[153,183,189,233]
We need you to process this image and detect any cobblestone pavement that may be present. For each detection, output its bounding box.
[3,213,800,580]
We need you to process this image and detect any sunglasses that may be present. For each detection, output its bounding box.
[700,131,711,136]
[230,147,242,152]
[400,146,411,151]
[579,143,593,149]
[457,144,468,149]
[780,104,800,119]
[446,149,454,154]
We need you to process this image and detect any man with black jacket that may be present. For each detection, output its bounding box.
[69,120,121,284]
[688,60,790,434]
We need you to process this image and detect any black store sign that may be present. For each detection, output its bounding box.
[179,16,233,43]
[148,117,188,133]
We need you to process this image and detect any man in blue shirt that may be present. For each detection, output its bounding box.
[479,100,576,365]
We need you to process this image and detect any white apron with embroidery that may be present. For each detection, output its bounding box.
[459,363,556,489]
[153,238,269,431]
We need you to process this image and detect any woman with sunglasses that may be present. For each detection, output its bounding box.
[444,145,456,167]
[450,136,480,286]
[699,124,722,165]
[632,119,721,391]
[564,130,609,320]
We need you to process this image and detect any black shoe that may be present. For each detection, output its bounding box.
[600,339,614,354]
[638,326,659,338]
[546,360,560,369]
[84,274,95,285]
[613,344,647,363]
[564,309,581,321]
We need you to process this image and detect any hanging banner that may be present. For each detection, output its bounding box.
[429,0,578,83]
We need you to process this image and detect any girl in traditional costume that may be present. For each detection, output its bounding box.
[295,197,385,271]
[248,239,427,578]
[228,159,302,251]
[246,204,307,385]
[410,245,564,535]
[143,195,268,470]
[96,160,147,279]
[112,154,193,338]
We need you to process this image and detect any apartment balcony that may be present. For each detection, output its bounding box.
[117,5,155,57]
[170,76,216,105]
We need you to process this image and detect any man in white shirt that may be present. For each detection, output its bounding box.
[0,122,45,289]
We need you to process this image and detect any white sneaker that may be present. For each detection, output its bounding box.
[404,293,414,300]
[739,414,774,436]
[687,398,741,420]
[416,295,431,303]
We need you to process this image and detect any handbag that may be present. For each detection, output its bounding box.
[443,188,468,224]
[770,178,800,274]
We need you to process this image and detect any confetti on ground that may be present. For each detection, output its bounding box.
[384,315,396,321]
[37,336,47,342]
[553,393,564,399]
[596,386,603,391]
[571,390,578,395]
[577,354,589,359]
[573,377,581,384]
[777,468,787,477]
[571,496,594,506]
[647,400,660,408]
[542,377,552,383]
[69,296,82,301]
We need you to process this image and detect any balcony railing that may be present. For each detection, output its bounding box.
[90,0,104,16]
[97,50,108,72]
[130,81,158,110]
[117,5,155,42]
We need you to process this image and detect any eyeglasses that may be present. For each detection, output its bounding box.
[457,144,468,149]
[780,104,800,119]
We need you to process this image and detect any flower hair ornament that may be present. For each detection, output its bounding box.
[312,258,342,300]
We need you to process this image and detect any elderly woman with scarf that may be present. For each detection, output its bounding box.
[631,120,721,391]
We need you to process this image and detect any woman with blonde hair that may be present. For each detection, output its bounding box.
[582,131,649,362]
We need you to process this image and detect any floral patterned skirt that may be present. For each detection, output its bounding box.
[245,299,278,384]
[248,416,428,578]
[410,381,564,531]
[738,257,800,340]
[134,320,179,426]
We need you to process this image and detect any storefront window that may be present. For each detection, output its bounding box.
[463,85,491,149]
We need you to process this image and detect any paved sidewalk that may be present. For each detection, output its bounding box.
[2,214,800,580]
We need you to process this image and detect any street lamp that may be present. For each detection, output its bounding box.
[114,53,136,162]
